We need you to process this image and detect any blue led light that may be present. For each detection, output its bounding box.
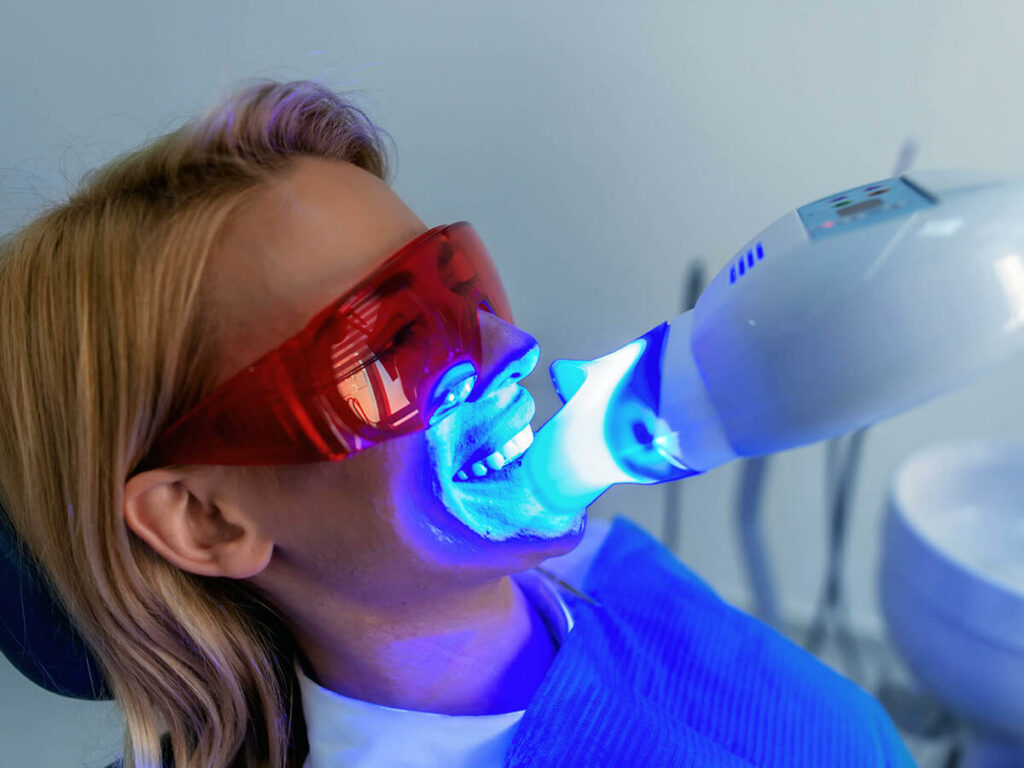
[523,323,697,515]
[731,244,765,285]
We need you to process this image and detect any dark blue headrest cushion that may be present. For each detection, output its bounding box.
[0,501,112,699]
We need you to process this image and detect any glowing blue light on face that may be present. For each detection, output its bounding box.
[425,317,702,541]
[424,358,583,543]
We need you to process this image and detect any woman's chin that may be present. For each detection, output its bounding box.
[440,469,586,544]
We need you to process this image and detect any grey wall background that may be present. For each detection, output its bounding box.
[4,1,1024,764]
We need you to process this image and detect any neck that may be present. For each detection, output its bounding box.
[290,574,558,715]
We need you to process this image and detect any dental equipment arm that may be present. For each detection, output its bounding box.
[526,171,1024,511]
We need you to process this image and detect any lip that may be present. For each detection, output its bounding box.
[450,388,536,478]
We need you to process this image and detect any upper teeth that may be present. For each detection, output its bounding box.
[456,425,534,480]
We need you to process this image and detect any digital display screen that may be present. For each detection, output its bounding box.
[797,177,934,241]
[836,198,883,217]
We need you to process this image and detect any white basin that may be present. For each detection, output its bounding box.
[882,440,1024,768]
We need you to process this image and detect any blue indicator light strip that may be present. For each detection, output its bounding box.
[731,243,766,286]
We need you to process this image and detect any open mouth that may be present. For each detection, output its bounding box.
[453,425,534,482]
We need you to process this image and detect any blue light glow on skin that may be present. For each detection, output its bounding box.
[310,310,588,580]
[423,350,587,542]
[352,575,560,715]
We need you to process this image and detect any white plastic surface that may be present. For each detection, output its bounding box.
[882,440,1024,754]
[892,442,1024,598]
[657,310,737,472]
[665,170,1024,465]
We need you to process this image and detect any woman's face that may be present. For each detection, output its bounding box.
[203,157,584,595]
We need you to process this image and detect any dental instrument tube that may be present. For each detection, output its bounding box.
[525,170,1024,513]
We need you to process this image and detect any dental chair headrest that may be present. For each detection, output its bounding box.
[0,500,111,700]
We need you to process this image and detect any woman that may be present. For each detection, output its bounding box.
[0,78,590,768]
[0,80,914,768]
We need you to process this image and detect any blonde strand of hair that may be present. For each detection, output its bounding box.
[0,78,390,768]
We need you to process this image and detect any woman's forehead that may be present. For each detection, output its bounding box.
[206,157,426,382]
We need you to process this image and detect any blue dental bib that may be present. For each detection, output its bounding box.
[505,518,914,767]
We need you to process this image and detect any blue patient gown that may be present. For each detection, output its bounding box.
[504,518,915,767]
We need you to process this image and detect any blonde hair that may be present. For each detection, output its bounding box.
[0,80,390,768]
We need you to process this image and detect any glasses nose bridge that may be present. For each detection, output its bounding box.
[474,309,540,396]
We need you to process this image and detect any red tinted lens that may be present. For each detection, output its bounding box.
[145,223,511,467]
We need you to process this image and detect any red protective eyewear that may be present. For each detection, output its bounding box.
[141,222,512,469]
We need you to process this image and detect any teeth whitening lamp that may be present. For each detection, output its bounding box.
[526,170,1024,510]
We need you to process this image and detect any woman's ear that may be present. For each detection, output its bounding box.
[123,468,274,579]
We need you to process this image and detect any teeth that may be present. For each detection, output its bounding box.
[497,439,518,463]
[513,426,534,453]
[455,425,535,482]
[500,426,534,462]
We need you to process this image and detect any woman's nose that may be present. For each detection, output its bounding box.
[473,309,540,399]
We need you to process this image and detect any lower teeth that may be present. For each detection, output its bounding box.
[454,455,524,482]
